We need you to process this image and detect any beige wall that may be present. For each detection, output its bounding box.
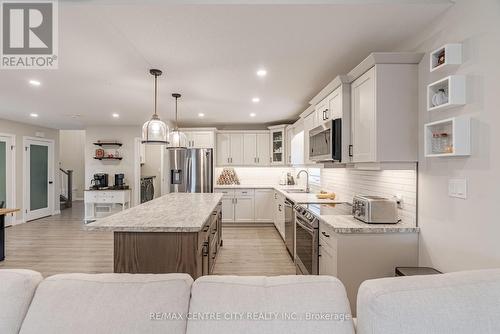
[59,130,85,199]
[0,119,60,224]
[397,0,500,272]
[85,126,140,205]
[140,145,162,199]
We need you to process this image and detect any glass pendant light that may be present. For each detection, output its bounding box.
[142,69,169,144]
[167,93,188,148]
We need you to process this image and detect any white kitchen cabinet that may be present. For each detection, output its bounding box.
[216,133,244,166]
[351,67,377,163]
[315,98,329,126]
[303,112,315,164]
[216,133,231,166]
[230,133,244,165]
[350,63,418,163]
[273,191,286,240]
[234,196,255,222]
[215,188,254,223]
[285,125,294,165]
[180,128,216,148]
[256,133,270,166]
[254,189,274,222]
[243,133,257,165]
[268,125,287,165]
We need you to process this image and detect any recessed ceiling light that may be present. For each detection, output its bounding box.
[256,69,267,77]
[198,113,205,117]
[29,80,41,86]
[30,113,39,118]
[252,97,260,103]
[112,113,119,118]
[250,113,256,117]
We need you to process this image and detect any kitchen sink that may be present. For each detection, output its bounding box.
[284,189,310,193]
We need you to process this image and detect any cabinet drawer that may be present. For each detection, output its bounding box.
[234,189,254,197]
[214,189,235,197]
[319,223,338,253]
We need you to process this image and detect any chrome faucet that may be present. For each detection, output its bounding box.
[296,170,310,193]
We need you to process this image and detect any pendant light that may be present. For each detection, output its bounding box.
[167,93,188,148]
[142,69,169,145]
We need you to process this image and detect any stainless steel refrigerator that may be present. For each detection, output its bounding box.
[167,148,213,193]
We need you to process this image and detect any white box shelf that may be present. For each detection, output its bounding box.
[427,75,466,111]
[424,116,470,157]
[430,43,462,72]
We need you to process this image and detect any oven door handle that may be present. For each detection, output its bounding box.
[296,217,315,235]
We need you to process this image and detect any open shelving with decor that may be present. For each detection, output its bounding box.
[430,43,462,72]
[93,140,123,161]
[427,75,466,111]
[424,116,470,157]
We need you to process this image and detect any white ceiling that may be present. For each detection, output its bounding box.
[0,1,451,129]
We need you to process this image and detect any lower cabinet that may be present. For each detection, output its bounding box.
[214,188,255,223]
[254,189,274,222]
[273,190,286,240]
[318,220,418,315]
[234,195,254,222]
[198,205,222,277]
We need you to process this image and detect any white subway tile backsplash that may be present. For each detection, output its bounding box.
[215,167,295,186]
[318,167,417,225]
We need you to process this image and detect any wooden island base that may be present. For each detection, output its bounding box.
[114,204,222,279]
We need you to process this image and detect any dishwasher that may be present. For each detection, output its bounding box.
[284,198,295,259]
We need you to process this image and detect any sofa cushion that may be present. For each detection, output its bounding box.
[186,275,355,334]
[19,273,193,334]
[356,269,500,334]
[0,269,43,334]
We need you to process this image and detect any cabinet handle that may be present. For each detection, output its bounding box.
[321,231,330,238]
[325,109,329,120]
[278,204,282,212]
[270,157,272,163]
[227,158,229,163]
[349,145,353,157]
[257,157,260,163]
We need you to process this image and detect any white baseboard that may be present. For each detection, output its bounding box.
[74,197,84,201]
[53,209,61,215]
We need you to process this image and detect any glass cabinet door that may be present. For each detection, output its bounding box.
[271,130,284,164]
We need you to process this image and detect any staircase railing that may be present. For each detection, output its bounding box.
[59,168,73,209]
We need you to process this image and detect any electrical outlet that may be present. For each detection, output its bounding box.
[393,194,403,209]
[448,178,467,199]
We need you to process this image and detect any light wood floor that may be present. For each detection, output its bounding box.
[1,202,295,277]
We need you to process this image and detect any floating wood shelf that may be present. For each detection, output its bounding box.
[94,157,123,160]
[93,141,123,147]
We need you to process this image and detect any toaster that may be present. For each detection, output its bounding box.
[352,195,399,224]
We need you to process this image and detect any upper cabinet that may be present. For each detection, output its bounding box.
[216,133,244,165]
[268,125,287,165]
[243,132,270,166]
[180,128,216,149]
[350,61,420,163]
[216,131,271,167]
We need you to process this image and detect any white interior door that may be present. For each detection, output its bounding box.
[0,134,15,225]
[24,137,54,221]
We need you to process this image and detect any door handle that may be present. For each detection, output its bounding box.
[349,145,353,157]
[48,181,53,184]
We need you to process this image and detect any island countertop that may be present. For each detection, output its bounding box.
[84,193,223,233]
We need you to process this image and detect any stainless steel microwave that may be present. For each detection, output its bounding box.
[309,119,342,162]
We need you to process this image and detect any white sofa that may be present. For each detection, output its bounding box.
[1,268,499,334]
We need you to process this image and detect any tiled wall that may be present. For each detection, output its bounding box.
[317,167,417,225]
[215,167,295,186]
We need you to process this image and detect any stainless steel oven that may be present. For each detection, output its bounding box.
[294,205,319,275]
[309,118,342,162]
[284,198,295,259]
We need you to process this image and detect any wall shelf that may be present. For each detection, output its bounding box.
[424,116,470,157]
[427,75,466,111]
[430,43,462,72]
[93,141,122,147]
[94,157,123,160]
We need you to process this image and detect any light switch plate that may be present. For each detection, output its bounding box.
[448,178,467,199]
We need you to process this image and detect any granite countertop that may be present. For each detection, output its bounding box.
[214,184,340,204]
[318,214,419,234]
[84,193,223,232]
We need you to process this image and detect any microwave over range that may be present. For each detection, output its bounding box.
[309,118,342,162]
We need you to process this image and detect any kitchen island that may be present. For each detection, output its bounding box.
[85,193,223,278]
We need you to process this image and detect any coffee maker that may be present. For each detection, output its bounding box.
[91,173,108,189]
[114,174,125,189]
